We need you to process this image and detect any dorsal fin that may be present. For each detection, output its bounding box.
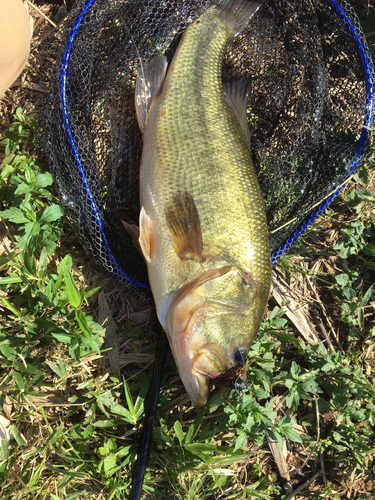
[165,192,203,261]
[223,79,251,146]
[135,55,168,133]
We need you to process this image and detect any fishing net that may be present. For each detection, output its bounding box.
[42,0,374,301]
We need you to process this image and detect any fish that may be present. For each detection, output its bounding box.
[134,0,271,407]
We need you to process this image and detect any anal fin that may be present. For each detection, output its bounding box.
[165,192,203,261]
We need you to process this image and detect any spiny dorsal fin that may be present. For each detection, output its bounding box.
[135,55,168,132]
[165,192,203,261]
[223,79,251,146]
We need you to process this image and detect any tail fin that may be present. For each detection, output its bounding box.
[214,0,263,35]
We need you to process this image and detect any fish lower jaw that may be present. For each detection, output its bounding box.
[188,369,210,407]
[172,349,208,407]
[178,347,228,407]
[189,352,229,407]
[166,331,227,407]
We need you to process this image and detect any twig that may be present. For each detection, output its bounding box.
[315,396,326,485]
[300,396,321,470]
[285,470,321,500]
[316,314,336,353]
[15,473,34,493]
[315,396,320,444]
[24,0,58,29]
[320,450,326,486]
[266,432,293,496]
[98,291,121,379]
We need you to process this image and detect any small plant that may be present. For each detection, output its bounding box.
[331,271,374,330]
[0,110,111,497]
[1,107,38,156]
[1,109,63,256]
[333,182,375,274]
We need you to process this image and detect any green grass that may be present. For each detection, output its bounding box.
[0,95,375,499]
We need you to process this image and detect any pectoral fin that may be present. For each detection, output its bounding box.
[165,192,203,261]
[139,206,154,264]
[135,55,168,132]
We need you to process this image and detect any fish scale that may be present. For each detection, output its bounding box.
[142,6,270,292]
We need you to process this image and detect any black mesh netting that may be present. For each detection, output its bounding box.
[42,0,374,301]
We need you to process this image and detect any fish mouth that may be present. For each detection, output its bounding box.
[165,265,234,407]
[169,345,228,407]
[182,346,248,406]
[190,347,228,406]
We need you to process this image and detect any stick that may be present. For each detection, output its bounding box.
[266,432,290,479]
[315,396,320,444]
[300,397,321,471]
[320,451,326,486]
[24,0,58,29]
[285,471,321,500]
[316,395,326,486]
[270,175,354,234]
[98,291,121,379]
[316,314,336,354]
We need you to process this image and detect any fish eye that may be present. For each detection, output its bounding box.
[234,347,247,363]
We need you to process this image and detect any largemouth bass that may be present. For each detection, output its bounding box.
[135,0,271,407]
